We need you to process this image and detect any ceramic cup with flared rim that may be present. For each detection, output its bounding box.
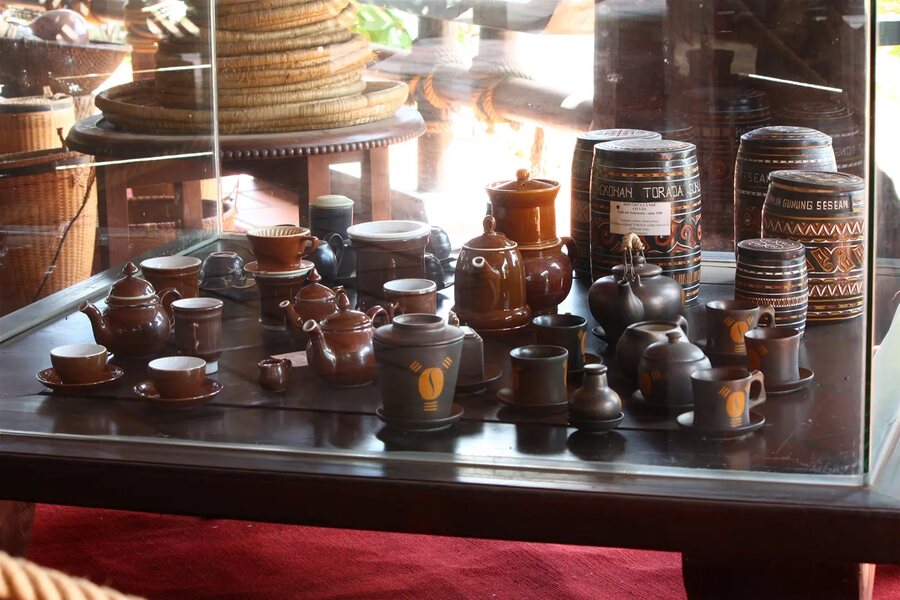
[246,225,319,271]
[690,367,766,431]
[531,313,587,374]
[140,256,202,298]
[172,297,224,374]
[509,345,569,406]
[745,326,802,387]
[50,343,109,384]
[258,357,292,393]
[383,278,438,315]
[148,356,207,399]
[705,299,775,357]
[310,194,354,240]
[200,251,245,290]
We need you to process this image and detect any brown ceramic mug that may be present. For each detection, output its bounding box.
[531,313,587,374]
[148,356,206,399]
[258,357,292,393]
[140,256,202,298]
[172,298,224,374]
[745,326,802,387]
[383,278,437,315]
[690,367,766,431]
[510,345,569,406]
[50,343,109,384]
[705,299,775,357]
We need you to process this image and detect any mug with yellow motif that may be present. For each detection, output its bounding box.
[705,299,775,357]
[690,367,767,431]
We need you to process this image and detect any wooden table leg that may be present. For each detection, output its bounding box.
[297,155,332,227]
[96,164,131,267]
[361,147,390,222]
[682,553,876,600]
[177,180,204,231]
[0,501,34,557]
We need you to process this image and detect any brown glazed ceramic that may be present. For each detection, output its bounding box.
[172,297,223,374]
[253,262,313,331]
[690,367,766,430]
[735,238,809,331]
[453,216,531,333]
[615,318,689,381]
[140,256,202,298]
[382,278,437,315]
[346,220,432,310]
[532,313,587,374]
[302,290,388,387]
[80,262,181,358]
[775,100,864,177]
[246,225,319,271]
[745,326,802,387]
[508,345,569,406]
[568,363,622,421]
[148,356,206,399]
[518,239,577,315]
[50,344,108,384]
[279,268,341,341]
[374,314,465,420]
[638,331,711,406]
[705,299,775,357]
[258,357,292,393]
[762,170,866,322]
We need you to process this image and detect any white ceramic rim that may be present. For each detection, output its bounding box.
[311,194,354,208]
[172,297,224,311]
[247,225,310,238]
[346,220,430,241]
[140,256,201,270]
[148,356,206,372]
[383,278,436,295]
[51,343,106,358]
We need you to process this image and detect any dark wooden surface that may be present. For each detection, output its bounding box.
[2,239,900,564]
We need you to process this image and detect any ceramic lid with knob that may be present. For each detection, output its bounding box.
[374,313,464,347]
[642,331,706,364]
[487,168,558,191]
[462,216,518,251]
[295,269,338,302]
[320,290,374,331]
[107,262,160,307]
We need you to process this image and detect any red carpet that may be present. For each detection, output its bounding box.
[24,504,900,599]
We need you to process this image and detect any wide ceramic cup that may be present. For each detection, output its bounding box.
[347,220,432,310]
[705,299,775,357]
[383,278,437,315]
[745,326,802,387]
[247,225,319,271]
[50,343,108,384]
[148,356,206,399]
[140,256,202,298]
[532,314,587,374]
[509,345,569,406]
[172,297,224,374]
[690,367,766,431]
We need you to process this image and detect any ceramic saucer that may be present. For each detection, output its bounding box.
[134,378,223,408]
[37,366,125,394]
[629,390,693,411]
[376,404,464,432]
[496,388,568,413]
[676,410,765,441]
[455,363,503,396]
[766,367,815,396]
[244,260,314,277]
[695,340,746,362]
[568,411,624,433]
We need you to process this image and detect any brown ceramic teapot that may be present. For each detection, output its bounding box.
[279,268,342,342]
[588,234,685,343]
[302,290,388,387]
[80,262,181,357]
[453,216,531,332]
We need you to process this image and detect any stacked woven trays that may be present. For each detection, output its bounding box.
[96,0,408,134]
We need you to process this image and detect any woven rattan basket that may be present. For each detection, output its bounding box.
[0,95,76,154]
[0,149,97,315]
[127,196,236,257]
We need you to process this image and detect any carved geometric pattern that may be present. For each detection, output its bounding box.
[763,217,864,239]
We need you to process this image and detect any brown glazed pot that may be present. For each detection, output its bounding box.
[80,262,181,358]
[518,238,576,315]
[615,318,689,381]
[638,331,711,406]
[374,314,465,420]
[279,268,341,342]
[302,290,388,387]
[258,357,292,393]
[453,216,531,332]
[568,363,622,421]
[254,264,313,331]
[140,256,202,299]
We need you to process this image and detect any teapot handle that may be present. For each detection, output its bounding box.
[366,304,392,327]
[157,287,182,320]
[675,314,689,337]
[560,236,577,276]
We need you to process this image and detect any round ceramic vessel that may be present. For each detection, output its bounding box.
[775,100,863,177]
[735,238,808,331]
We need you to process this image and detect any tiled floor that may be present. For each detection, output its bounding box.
[226,175,299,232]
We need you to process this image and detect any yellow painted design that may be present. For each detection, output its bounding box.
[729,320,751,344]
[409,360,422,373]
[418,367,445,401]
[442,356,453,369]
[579,330,586,354]
[726,391,745,418]
[639,371,652,397]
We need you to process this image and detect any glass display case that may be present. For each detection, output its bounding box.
[2,0,900,575]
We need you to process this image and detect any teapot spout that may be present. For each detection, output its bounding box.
[302,319,337,377]
[279,300,305,340]
[79,300,111,347]
[471,256,501,306]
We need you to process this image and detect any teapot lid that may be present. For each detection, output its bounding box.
[374,313,464,347]
[612,254,662,278]
[487,169,558,192]
[321,290,373,331]
[642,331,706,363]
[296,269,337,302]
[109,262,158,304]
[463,216,517,250]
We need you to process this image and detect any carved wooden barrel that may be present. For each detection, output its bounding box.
[734,126,836,251]
[571,129,660,279]
[775,100,864,177]
[735,238,809,331]
[762,171,866,322]
[590,138,702,303]
[685,87,770,251]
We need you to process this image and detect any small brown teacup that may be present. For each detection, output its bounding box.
[532,313,587,374]
[705,299,775,357]
[691,367,766,431]
[50,343,109,384]
[510,345,568,406]
[383,278,437,315]
[745,326,802,387]
[148,356,206,399]
[258,357,292,393]
[247,225,319,271]
[140,256,202,298]
[172,298,224,374]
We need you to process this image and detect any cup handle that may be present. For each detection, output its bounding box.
[748,369,767,408]
[560,236,577,276]
[191,322,200,353]
[326,233,344,261]
[157,287,182,321]
[366,304,391,327]
[758,306,776,328]
[675,314,689,336]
